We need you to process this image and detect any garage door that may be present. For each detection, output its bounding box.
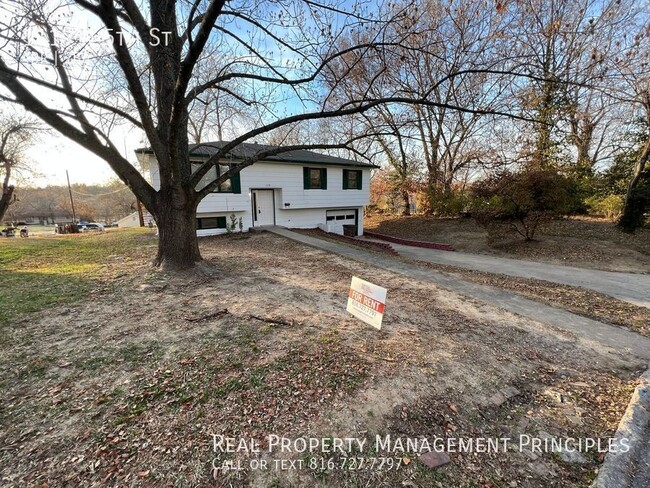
[326,209,356,235]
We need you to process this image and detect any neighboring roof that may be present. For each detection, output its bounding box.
[135,141,379,168]
[116,211,155,225]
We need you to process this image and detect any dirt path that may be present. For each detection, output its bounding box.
[362,238,650,308]
[271,227,650,360]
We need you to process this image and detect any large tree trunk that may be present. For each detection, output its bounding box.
[574,125,595,176]
[401,190,411,216]
[443,175,453,198]
[618,138,649,232]
[425,170,438,216]
[155,206,202,269]
[625,139,649,202]
[153,189,202,270]
[0,184,14,223]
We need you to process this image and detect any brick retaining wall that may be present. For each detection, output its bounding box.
[363,231,454,251]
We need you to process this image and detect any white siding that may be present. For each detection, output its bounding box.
[196,211,246,237]
[144,155,371,236]
[274,207,344,229]
[239,163,369,209]
[117,213,140,228]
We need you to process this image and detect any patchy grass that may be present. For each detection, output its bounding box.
[0,231,645,487]
[324,369,637,488]
[0,229,156,327]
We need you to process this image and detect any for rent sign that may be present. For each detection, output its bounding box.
[347,277,387,329]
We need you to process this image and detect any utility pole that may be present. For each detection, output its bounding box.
[136,199,145,227]
[66,170,77,224]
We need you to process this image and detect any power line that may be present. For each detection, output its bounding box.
[69,186,132,197]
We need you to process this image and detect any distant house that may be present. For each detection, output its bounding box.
[116,211,155,228]
[135,142,377,236]
[4,212,71,226]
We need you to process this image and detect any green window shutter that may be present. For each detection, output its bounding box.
[303,167,310,189]
[342,170,349,190]
[357,170,362,190]
[216,216,227,228]
[321,168,327,189]
[231,169,241,194]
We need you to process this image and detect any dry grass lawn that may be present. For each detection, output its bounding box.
[0,230,646,487]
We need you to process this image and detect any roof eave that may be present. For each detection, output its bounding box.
[134,148,379,169]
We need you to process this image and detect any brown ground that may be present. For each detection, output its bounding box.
[1,232,646,487]
[296,228,650,338]
[412,261,650,339]
[365,215,650,273]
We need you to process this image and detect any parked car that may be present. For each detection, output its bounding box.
[80,223,105,232]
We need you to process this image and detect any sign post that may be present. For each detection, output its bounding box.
[346,276,387,329]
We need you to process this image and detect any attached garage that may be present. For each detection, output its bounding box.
[325,209,357,235]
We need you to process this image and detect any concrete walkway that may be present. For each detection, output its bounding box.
[361,238,650,308]
[594,367,650,488]
[268,227,650,360]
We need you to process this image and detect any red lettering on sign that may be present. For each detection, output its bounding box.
[348,289,385,313]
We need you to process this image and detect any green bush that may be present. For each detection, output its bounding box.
[585,194,624,220]
[429,192,474,216]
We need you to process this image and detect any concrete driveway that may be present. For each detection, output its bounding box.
[363,240,650,309]
[268,227,650,360]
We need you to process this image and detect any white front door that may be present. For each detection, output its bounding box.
[253,190,275,226]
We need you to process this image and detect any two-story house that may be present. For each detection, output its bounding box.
[135,141,377,237]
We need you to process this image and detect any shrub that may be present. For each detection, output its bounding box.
[472,169,577,241]
[585,194,624,220]
[429,192,474,216]
[226,213,243,233]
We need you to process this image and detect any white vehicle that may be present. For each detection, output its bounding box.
[80,223,105,232]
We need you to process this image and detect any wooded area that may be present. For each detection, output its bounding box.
[2,181,136,225]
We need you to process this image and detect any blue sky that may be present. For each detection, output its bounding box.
[7,0,371,186]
